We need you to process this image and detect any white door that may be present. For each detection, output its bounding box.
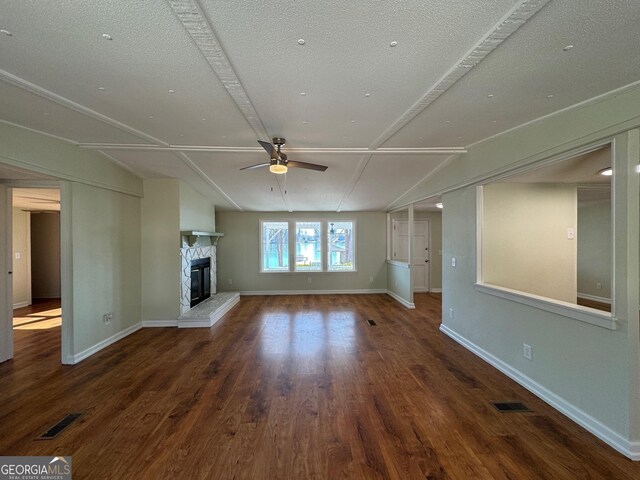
[412,221,429,292]
[392,219,409,261]
[392,219,430,292]
[0,185,13,363]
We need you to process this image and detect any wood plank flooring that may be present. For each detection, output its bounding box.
[1,293,639,479]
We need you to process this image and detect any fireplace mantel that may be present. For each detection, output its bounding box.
[181,231,224,247]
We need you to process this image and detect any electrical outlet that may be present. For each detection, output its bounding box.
[567,228,575,239]
[451,257,456,267]
[448,308,454,319]
[228,278,233,285]
[102,313,113,325]
[596,282,602,290]
[523,343,532,361]
[15,252,21,260]
[369,276,374,283]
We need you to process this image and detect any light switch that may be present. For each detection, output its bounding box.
[567,228,575,239]
[15,252,20,260]
[451,257,456,267]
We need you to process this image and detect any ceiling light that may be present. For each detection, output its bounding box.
[563,44,573,51]
[0,29,12,37]
[98,86,106,91]
[298,39,305,45]
[487,94,494,98]
[168,89,175,93]
[546,94,555,98]
[365,93,371,97]
[389,41,398,47]
[102,33,113,40]
[599,167,612,176]
[435,203,443,209]
[300,92,306,96]
[148,115,154,119]
[303,121,308,124]
[270,164,288,174]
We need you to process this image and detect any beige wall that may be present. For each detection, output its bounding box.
[577,201,612,300]
[69,182,141,354]
[141,179,180,321]
[12,208,30,307]
[217,211,387,293]
[31,212,61,299]
[482,183,577,303]
[179,181,216,231]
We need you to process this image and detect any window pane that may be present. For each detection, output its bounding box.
[295,222,322,271]
[262,221,289,271]
[328,221,355,271]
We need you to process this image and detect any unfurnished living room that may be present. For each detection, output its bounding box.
[0,1,639,479]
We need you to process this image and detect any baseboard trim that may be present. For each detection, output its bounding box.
[142,320,178,327]
[12,301,30,309]
[386,290,415,309]
[239,289,387,296]
[70,322,142,364]
[430,288,443,293]
[577,293,612,305]
[32,294,61,299]
[439,323,640,461]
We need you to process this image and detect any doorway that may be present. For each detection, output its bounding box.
[0,185,63,364]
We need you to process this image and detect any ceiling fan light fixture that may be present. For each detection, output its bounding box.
[599,167,612,176]
[270,164,288,174]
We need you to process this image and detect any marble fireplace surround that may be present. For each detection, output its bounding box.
[179,245,217,315]
[178,241,240,328]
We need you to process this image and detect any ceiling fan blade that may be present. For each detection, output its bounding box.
[287,161,328,172]
[239,162,271,171]
[258,140,278,159]
[279,151,288,161]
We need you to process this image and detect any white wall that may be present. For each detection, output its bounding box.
[12,208,30,308]
[31,212,61,299]
[482,183,577,303]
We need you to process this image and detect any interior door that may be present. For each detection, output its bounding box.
[0,185,13,363]
[412,220,429,292]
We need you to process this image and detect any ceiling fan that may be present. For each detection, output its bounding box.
[240,138,328,174]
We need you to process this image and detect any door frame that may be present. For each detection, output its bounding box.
[0,180,71,364]
[0,185,13,363]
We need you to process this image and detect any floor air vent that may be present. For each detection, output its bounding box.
[492,402,531,413]
[367,319,377,326]
[37,413,82,440]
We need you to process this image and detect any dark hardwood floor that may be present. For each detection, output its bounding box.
[1,293,638,479]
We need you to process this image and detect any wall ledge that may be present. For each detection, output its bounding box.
[475,283,616,330]
[440,323,639,461]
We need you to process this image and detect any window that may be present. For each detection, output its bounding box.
[328,221,355,271]
[295,222,322,271]
[261,221,289,272]
[260,219,356,272]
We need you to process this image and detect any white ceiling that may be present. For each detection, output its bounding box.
[0,0,638,212]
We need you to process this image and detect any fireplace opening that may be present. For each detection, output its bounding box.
[190,257,211,308]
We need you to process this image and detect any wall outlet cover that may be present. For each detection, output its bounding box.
[523,343,532,360]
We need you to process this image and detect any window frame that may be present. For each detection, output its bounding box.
[259,219,356,273]
[259,220,291,273]
[327,220,357,272]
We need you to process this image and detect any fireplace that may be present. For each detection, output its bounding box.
[190,257,211,308]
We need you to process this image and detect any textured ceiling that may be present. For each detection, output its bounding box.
[0,0,638,211]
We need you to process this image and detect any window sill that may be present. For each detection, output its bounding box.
[474,283,616,330]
